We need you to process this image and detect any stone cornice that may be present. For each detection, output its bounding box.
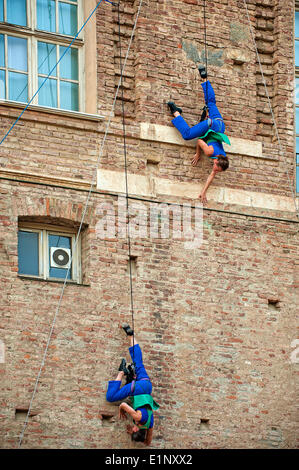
[97,168,298,214]
[139,122,277,160]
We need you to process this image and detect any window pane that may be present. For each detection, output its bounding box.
[8,36,27,72]
[38,42,57,76]
[48,234,71,279]
[0,0,3,22]
[18,231,39,276]
[38,76,57,107]
[59,2,77,36]
[0,34,4,67]
[7,0,27,26]
[0,69,5,99]
[37,0,56,32]
[296,11,299,38]
[297,166,299,193]
[60,46,78,80]
[60,81,78,111]
[296,137,299,156]
[9,71,27,102]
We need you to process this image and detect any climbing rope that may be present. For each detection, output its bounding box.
[243,0,299,219]
[203,0,208,81]
[17,0,144,447]
[203,0,209,107]
[117,2,136,362]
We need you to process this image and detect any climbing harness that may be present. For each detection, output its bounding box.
[130,377,150,394]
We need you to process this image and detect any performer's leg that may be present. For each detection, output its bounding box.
[171,115,209,140]
[129,340,150,381]
[121,325,152,394]
[106,374,132,402]
[201,81,225,133]
[129,345,152,395]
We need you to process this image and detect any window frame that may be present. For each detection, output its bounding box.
[0,0,84,112]
[18,222,82,283]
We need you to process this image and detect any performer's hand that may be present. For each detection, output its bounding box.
[191,153,200,166]
[126,424,134,434]
[118,405,127,420]
[199,191,208,205]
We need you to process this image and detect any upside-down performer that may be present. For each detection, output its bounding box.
[168,66,230,204]
[106,324,159,446]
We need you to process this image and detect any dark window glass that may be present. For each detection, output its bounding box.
[18,231,39,276]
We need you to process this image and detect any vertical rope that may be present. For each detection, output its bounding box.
[117,1,135,363]
[203,0,208,104]
[203,0,208,78]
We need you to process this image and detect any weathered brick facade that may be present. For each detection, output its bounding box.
[0,0,298,449]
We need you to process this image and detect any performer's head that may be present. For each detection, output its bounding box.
[214,156,229,172]
[131,428,147,442]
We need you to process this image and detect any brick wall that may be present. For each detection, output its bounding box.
[0,181,298,449]
[0,0,298,449]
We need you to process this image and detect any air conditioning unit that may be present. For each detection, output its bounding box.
[50,247,71,269]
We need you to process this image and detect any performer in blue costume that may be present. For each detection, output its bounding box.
[106,324,159,446]
[168,67,229,204]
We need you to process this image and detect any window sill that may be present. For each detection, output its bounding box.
[18,274,90,287]
[0,99,104,122]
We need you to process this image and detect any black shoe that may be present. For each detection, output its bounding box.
[198,65,207,79]
[119,358,128,374]
[167,101,182,115]
[125,363,136,384]
[122,323,134,336]
[200,105,208,122]
[127,363,136,377]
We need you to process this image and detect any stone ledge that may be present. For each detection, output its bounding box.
[97,168,297,214]
[0,168,91,190]
[2,167,296,215]
[140,122,263,158]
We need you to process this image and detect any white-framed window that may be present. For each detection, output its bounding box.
[18,223,81,283]
[295,6,299,193]
[0,0,83,111]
